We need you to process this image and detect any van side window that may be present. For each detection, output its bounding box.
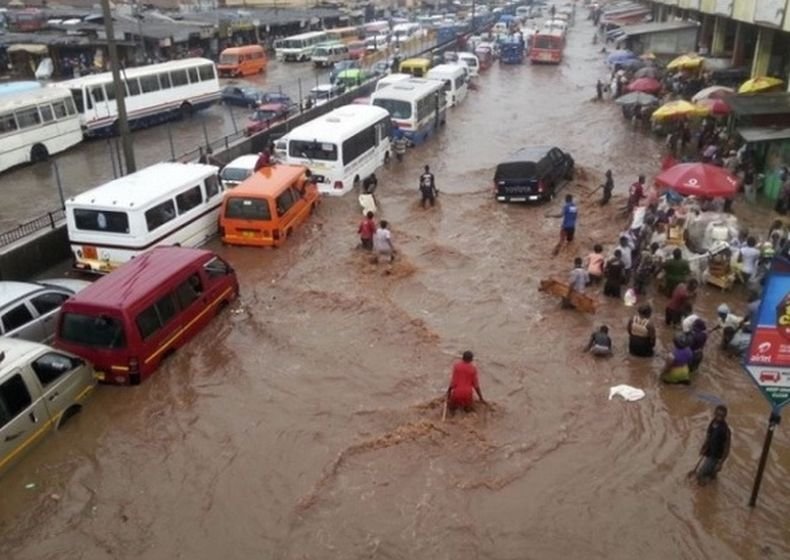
[176,186,203,214]
[31,292,70,315]
[145,200,177,232]
[0,374,32,428]
[156,294,177,325]
[175,274,203,309]
[204,257,230,279]
[32,353,82,387]
[276,190,296,216]
[136,306,161,340]
[205,175,220,199]
[2,304,34,332]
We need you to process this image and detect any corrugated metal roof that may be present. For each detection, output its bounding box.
[738,126,790,143]
[728,93,790,116]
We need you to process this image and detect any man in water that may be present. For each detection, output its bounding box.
[373,220,395,264]
[601,169,614,206]
[393,132,408,162]
[662,248,690,296]
[419,165,437,209]
[565,257,589,309]
[446,351,485,413]
[552,194,578,256]
[596,79,604,101]
[358,211,376,251]
[603,249,626,298]
[696,405,732,486]
[627,174,646,213]
[585,325,612,356]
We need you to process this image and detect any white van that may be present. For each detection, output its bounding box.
[0,338,96,475]
[376,73,412,91]
[426,64,468,107]
[456,52,480,78]
[311,42,349,67]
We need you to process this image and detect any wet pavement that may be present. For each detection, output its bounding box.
[1,17,789,560]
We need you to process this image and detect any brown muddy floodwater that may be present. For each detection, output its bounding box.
[1,17,789,560]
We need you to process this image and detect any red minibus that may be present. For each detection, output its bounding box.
[54,247,239,385]
[529,31,564,64]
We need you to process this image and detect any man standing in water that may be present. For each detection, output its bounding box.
[419,165,437,209]
[552,194,578,255]
[373,220,395,264]
[601,170,614,206]
[695,405,732,486]
[446,351,485,414]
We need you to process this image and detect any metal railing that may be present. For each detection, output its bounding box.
[0,209,65,249]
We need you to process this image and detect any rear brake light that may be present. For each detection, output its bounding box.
[333,181,343,190]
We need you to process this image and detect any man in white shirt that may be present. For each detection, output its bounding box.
[373,220,395,264]
[738,236,761,282]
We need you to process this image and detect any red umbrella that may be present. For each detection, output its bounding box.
[655,163,740,199]
[627,77,662,94]
[696,97,730,116]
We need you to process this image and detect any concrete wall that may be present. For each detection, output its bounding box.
[0,226,70,281]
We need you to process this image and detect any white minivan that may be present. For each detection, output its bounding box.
[0,338,96,475]
[456,52,480,78]
[426,64,468,107]
[311,42,349,67]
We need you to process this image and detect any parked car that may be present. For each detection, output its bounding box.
[303,84,345,109]
[221,85,267,108]
[260,91,293,106]
[330,60,361,83]
[0,338,96,476]
[494,146,574,203]
[372,60,392,76]
[220,154,259,189]
[245,102,291,136]
[335,69,370,90]
[0,280,91,343]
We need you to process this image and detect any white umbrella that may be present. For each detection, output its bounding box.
[691,85,735,102]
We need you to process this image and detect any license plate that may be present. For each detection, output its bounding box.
[83,245,98,259]
[242,231,255,238]
[510,197,527,202]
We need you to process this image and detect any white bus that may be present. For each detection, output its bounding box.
[370,78,447,145]
[66,162,224,274]
[57,58,220,137]
[0,86,82,173]
[282,105,391,196]
[275,31,328,62]
[311,42,349,67]
[426,64,468,107]
[375,73,411,91]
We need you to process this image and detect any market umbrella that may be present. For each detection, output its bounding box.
[738,76,784,94]
[634,66,660,79]
[696,97,730,116]
[626,77,662,93]
[667,53,704,70]
[615,92,658,106]
[691,85,735,102]
[607,49,636,65]
[651,100,710,120]
[655,163,739,199]
[622,58,646,70]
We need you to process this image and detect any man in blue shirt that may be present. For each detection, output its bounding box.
[561,194,578,242]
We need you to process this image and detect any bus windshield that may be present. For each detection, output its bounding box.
[225,198,272,220]
[373,98,412,119]
[60,313,126,349]
[289,140,338,161]
[219,54,238,65]
[534,35,561,49]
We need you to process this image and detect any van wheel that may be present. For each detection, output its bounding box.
[58,405,81,428]
[30,144,49,163]
[180,102,194,119]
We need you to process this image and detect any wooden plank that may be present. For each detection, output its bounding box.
[538,278,598,314]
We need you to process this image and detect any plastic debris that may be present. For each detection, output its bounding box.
[608,384,646,402]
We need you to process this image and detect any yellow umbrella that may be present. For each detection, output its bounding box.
[738,76,784,94]
[666,53,703,70]
[651,100,710,120]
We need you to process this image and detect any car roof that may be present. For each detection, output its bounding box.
[0,281,42,306]
[228,164,307,197]
[225,154,259,169]
[64,247,215,310]
[507,145,556,160]
[0,338,48,372]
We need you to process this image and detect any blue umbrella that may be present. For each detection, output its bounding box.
[607,50,636,65]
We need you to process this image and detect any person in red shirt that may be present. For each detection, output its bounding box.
[446,351,485,413]
[628,174,646,212]
[358,211,376,250]
[665,278,698,327]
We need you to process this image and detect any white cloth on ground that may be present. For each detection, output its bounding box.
[608,384,646,402]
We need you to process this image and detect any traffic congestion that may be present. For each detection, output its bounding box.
[1,1,789,558]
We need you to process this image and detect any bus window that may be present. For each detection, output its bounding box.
[225,198,271,220]
[175,186,203,214]
[105,81,117,101]
[205,175,220,199]
[145,200,176,232]
[159,73,171,89]
[140,75,160,94]
[52,101,67,119]
[60,313,126,349]
[125,79,141,96]
[198,65,215,81]
[15,107,41,129]
[73,209,130,233]
[39,104,54,123]
[289,140,338,161]
[0,114,17,134]
[171,69,188,87]
[204,257,231,279]
[91,86,105,102]
[187,67,199,84]
[70,88,85,112]
[65,98,76,115]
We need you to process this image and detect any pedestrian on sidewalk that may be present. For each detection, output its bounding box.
[695,405,732,486]
[358,211,376,251]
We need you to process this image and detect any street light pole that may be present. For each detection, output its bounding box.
[100,0,136,174]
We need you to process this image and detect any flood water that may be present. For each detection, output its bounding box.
[1,16,789,560]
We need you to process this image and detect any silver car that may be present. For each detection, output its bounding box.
[0,279,91,343]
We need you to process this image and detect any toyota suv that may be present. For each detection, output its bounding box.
[494,146,574,203]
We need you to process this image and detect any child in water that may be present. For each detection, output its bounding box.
[585,325,613,357]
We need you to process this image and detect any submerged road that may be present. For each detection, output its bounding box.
[1,16,789,560]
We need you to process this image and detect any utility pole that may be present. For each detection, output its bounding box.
[100,0,136,173]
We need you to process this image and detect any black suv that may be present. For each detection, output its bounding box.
[494,146,574,203]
